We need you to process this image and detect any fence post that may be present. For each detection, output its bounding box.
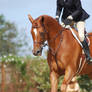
[1,62,5,92]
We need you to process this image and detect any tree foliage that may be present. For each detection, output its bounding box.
[29,57,92,92]
[1,55,92,92]
[30,57,50,92]
[78,75,92,92]
[0,15,20,56]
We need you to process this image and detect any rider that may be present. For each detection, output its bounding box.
[55,0,92,62]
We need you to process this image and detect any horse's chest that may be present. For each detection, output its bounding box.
[49,60,64,72]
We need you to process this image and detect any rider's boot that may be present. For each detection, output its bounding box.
[81,39,92,63]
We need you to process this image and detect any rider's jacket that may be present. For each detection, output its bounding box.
[56,0,90,22]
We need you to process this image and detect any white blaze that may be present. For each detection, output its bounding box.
[33,28,37,36]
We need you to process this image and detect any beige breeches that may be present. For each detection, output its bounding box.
[76,21,85,42]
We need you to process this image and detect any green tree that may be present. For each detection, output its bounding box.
[78,75,92,92]
[0,15,20,56]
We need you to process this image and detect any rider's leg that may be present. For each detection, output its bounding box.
[76,21,85,42]
[77,21,92,62]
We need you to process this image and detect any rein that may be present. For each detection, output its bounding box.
[42,23,64,67]
[42,23,64,56]
[48,30,63,56]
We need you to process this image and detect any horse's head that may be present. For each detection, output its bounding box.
[28,14,47,56]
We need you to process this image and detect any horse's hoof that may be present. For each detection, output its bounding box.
[61,84,67,92]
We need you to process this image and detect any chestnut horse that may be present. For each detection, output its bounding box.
[28,14,92,92]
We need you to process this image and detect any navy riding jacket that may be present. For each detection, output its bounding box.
[56,0,90,22]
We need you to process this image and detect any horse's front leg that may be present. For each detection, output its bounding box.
[50,71,59,92]
[61,67,75,92]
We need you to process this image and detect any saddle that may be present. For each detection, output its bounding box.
[62,24,90,47]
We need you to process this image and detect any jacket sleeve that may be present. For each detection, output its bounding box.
[71,0,83,19]
[64,0,73,8]
[56,0,63,17]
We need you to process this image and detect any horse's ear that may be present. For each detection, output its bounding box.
[41,16,44,23]
[28,14,34,23]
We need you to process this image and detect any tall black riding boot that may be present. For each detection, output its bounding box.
[81,39,92,62]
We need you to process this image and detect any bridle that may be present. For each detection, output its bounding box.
[33,21,64,56]
[33,20,63,69]
[33,23,48,51]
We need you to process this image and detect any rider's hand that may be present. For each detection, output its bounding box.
[61,22,65,27]
[56,18,59,22]
[67,15,73,20]
[55,16,59,22]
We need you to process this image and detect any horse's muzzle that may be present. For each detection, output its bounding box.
[32,48,42,56]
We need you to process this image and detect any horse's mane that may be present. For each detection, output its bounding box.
[36,15,63,32]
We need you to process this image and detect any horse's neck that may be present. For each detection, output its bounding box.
[44,16,62,41]
[44,16,64,51]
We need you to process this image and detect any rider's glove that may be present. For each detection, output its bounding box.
[55,16,59,22]
[67,15,73,20]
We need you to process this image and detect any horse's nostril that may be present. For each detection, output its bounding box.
[32,49,41,56]
[36,50,40,54]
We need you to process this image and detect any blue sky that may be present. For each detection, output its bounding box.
[0,0,92,31]
[0,0,92,56]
